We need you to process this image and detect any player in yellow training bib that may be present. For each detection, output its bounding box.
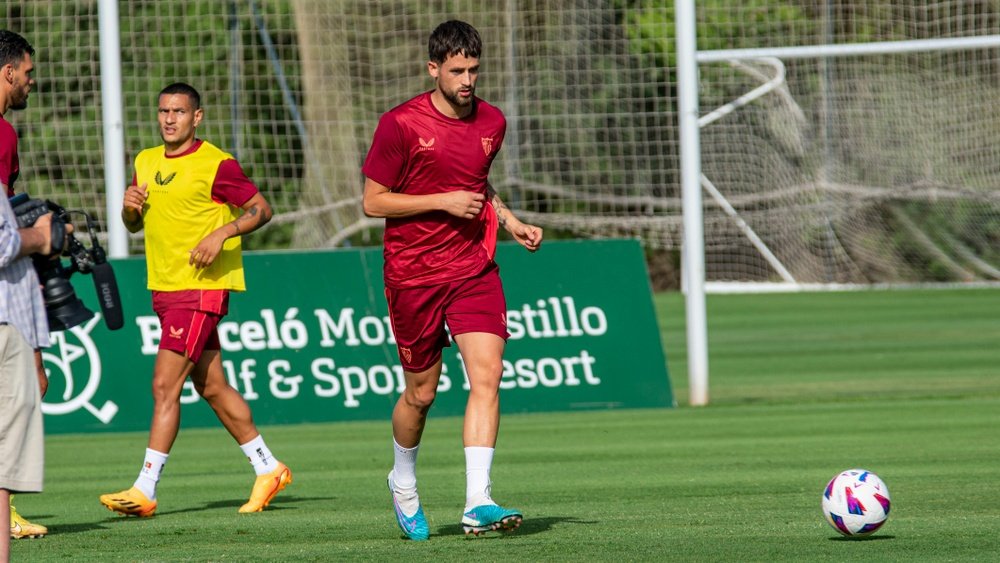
[99,82,292,518]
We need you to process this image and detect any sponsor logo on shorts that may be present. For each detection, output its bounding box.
[169,326,185,339]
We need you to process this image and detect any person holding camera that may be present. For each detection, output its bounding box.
[0,185,57,562]
[99,82,291,517]
[0,29,55,548]
[362,21,542,540]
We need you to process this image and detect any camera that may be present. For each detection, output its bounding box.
[10,193,123,331]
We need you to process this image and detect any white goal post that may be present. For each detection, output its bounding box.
[675,0,1000,406]
[98,0,128,258]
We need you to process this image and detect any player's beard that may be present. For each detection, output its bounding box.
[9,87,29,110]
[442,85,475,109]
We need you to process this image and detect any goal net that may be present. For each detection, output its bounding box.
[5,1,1000,285]
[692,3,1000,285]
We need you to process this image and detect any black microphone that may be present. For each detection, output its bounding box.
[91,261,123,330]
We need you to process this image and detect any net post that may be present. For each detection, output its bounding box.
[676,0,709,406]
[98,0,128,258]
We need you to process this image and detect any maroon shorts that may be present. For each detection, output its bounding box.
[152,289,229,363]
[385,263,509,372]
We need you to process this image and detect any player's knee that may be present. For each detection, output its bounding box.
[194,378,228,402]
[150,378,181,404]
[466,360,504,389]
[404,384,437,411]
[464,350,503,373]
[192,380,212,400]
[468,380,500,402]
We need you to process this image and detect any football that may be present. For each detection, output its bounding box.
[821,469,891,537]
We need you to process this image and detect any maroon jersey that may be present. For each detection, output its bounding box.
[362,92,506,289]
[0,117,20,196]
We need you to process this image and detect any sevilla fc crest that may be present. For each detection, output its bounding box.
[481,137,493,155]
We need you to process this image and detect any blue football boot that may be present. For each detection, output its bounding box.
[461,503,523,536]
[388,472,429,541]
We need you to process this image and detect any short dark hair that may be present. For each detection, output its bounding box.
[428,20,482,64]
[158,82,201,109]
[0,30,35,69]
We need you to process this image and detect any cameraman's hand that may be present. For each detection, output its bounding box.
[33,213,52,254]
[34,349,48,399]
[17,212,72,257]
[189,231,226,269]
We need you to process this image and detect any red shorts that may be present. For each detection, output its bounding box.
[386,263,509,372]
[152,289,229,363]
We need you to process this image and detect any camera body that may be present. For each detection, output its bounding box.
[10,193,123,331]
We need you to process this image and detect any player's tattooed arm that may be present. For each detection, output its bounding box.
[486,182,509,228]
[229,193,273,237]
[486,182,543,252]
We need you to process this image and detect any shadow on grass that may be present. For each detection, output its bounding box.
[89,494,331,524]
[39,521,110,535]
[433,515,597,539]
[50,495,327,535]
[154,494,328,515]
[828,535,895,542]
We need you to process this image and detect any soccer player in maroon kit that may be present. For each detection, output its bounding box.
[362,20,542,540]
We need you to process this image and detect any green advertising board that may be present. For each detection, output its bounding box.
[41,239,673,434]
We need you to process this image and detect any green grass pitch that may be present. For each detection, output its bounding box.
[13,288,1000,561]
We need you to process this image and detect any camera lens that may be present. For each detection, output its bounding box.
[41,274,94,331]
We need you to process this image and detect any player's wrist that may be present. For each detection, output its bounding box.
[503,215,522,232]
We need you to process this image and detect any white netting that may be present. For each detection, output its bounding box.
[4,1,1000,284]
[694,2,1000,283]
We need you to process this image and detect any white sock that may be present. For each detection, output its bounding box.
[390,440,421,517]
[465,446,495,509]
[133,448,168,500]
[392,439,419,490]
[239,434,279,476]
